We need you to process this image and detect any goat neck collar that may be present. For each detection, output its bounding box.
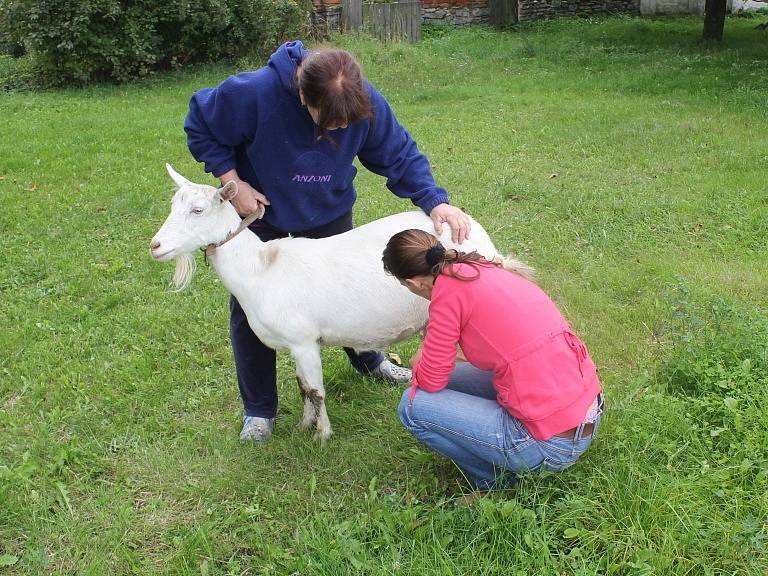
[203,208,264,260]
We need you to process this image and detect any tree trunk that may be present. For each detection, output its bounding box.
[703,0,727,41]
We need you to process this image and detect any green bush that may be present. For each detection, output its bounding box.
[0,53,40,90]
[0,0,309,85]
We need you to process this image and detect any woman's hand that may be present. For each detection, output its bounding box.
[219,170,270,217]
[429,203,471,244]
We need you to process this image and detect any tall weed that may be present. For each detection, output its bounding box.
[659,283,768,490]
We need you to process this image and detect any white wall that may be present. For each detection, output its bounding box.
[640,0,705,15]
[640,0,765,15]
[731,0,766,11]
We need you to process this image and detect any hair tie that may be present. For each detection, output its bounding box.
[425,244,446,269]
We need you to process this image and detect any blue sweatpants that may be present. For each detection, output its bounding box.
[230,211,384,418]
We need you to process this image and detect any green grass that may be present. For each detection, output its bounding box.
[2,15,767,575]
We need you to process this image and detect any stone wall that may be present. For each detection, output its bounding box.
[310,0,643,32]
[311,0,343,35]
[518,0,639,21]
[421,0,490,24]
[313,0,489,28]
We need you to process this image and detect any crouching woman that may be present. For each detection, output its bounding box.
[382,229,604,490]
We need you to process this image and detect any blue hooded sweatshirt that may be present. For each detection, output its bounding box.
[184,41,449,233]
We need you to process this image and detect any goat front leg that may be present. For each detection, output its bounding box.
[296,376,316,431]
[291,344,332,443]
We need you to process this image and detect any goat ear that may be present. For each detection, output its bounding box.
[216,180,238,203]
[166,163,190,189]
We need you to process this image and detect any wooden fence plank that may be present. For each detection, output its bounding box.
[352,1,421,43]
[342,0,363,31]
[489,0,518,26]
[412,0,421,41]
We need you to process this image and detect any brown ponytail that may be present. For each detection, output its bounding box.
[382,229,500,282]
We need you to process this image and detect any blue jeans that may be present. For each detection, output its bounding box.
[398,363,604,490]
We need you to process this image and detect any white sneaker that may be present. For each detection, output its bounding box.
[240,416,275,442]
[372,359,412,384]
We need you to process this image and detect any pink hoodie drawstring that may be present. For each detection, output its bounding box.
[564,330,587,377]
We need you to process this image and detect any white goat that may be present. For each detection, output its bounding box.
[150,165,532,442]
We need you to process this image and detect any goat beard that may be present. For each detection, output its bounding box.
[171,253,196,292]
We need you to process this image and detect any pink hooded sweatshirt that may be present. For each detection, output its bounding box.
[411,263,601,441]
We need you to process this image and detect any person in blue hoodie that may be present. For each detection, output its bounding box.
[185,40,471,442]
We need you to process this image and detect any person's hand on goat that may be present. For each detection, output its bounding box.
[429,203,471,244]
[219,170,270,217]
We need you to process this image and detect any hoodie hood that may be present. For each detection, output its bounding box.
[267,40,308,93]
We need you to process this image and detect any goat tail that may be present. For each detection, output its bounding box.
[493,253,536,281]
[171,253,197,292]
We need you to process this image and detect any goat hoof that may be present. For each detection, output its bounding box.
[313,429,332,445]
[298,418,316,431]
